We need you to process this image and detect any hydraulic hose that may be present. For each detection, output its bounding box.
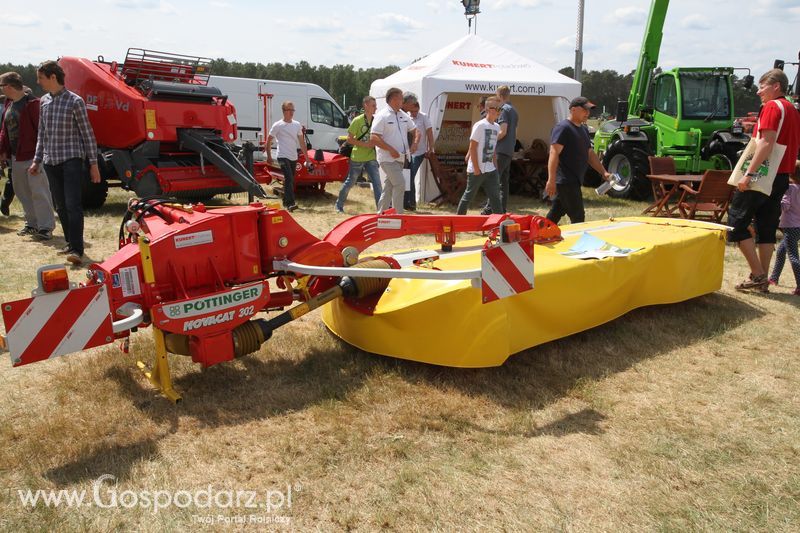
[118,196,174,245]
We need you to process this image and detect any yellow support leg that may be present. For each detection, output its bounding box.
[135,236,183,403]
[137,327,181,404]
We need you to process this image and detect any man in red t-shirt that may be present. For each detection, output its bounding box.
[728,68,800,292]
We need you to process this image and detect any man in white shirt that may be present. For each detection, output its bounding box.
[266,101,304,212]
[371,87,419,214]
[402,93,434,211]
[456,96,502,215]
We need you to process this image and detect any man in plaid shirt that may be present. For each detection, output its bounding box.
[29,60,100,265]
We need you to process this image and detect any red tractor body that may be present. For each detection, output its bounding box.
[60,55,239,147]
[60,49,269,207]
[60,49,349,208]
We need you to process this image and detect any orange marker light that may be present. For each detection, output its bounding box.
[502,223,522,243]
[41,267,69,293]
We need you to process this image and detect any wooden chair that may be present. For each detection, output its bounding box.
[646,156,678,215]
[676,169,734,222]
[426,153,467,206]
[648,156,676,175]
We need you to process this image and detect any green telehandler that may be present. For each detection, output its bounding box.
[587,0,752,199]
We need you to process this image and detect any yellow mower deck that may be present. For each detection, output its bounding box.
[321,217,726,367]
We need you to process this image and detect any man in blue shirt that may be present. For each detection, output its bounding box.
[545,97,611,225]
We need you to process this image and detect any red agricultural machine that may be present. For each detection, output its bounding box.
[61,49,267,208]
[0,201,560,402]
[61,48,347,208]
[260,143,350,195]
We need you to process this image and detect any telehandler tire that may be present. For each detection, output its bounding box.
[602,140,651,200]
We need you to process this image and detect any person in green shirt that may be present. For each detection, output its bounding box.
[335,96,382,213]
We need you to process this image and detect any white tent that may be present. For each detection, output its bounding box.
[370,34,581,203]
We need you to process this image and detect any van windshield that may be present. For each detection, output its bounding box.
[311,98,348,128]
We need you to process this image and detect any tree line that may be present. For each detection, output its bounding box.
[207,59,400,113]
[0,62,41,94]
[1,59,761,116]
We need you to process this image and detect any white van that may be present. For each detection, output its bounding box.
[208,75,349,151]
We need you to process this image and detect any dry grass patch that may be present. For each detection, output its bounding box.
[1,184,799,531]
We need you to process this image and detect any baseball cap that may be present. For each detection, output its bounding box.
[569,96,596,110]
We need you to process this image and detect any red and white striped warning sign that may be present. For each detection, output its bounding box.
[2,285,114,367]
[481,240,534,303]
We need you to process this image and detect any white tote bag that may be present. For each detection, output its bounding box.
[728,99,789,196]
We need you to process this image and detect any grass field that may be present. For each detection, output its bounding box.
[1,181,798,531]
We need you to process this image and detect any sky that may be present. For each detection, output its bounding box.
[3,0,799,81]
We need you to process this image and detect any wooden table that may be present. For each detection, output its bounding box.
[644,174,704,217]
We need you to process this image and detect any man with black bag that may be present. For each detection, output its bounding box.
[335,96,382,213]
